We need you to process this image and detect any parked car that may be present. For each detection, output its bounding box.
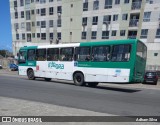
[143,71,158,85]
[0,64,2,69]
[9,64,18,71]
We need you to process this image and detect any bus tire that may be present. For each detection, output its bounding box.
[87,82,99,87]
[44,78,52,81]
[27,69,35,80]
[73,72,85,86]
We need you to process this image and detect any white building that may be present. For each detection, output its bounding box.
[10,0,160,70]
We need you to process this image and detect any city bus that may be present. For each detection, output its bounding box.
[18,39,147,87]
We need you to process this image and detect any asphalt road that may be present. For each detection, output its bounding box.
[0,75,160,116]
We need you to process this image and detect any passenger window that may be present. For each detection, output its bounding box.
[36,49,46,61]
[27,49,36,61]
[92,46,110,62]
[47,48,59,61]
[111,44,131,62]
[75,47,91,61]
[60,48,73,61]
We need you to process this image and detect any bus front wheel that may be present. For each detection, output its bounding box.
[73,72,85,86]
[27,69,35,80]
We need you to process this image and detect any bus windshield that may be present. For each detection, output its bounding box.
[137,41,147,60]
[19,50,26,63]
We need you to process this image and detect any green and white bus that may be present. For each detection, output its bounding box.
[18,39,147,87]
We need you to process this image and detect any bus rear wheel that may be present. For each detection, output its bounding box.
[27,69,35,80]
[44,78,52,81]
[73,72,85,86]
[87,82,99,87]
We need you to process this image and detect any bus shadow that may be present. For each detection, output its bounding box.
[24,78,141,93]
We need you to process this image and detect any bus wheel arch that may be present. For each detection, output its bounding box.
[27,68,35,80]
[73,71,85,86]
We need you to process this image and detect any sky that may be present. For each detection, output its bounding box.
[0,0,12,51]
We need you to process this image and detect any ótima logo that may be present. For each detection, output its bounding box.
[48,62,64,69]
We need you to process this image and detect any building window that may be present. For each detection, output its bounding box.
[26,10,31,20]
[57,19,61,27]
[40,0,46,4]
[92,16,98,25]
[57,6,62,14]
[50,33,54,40]
[21,22,25,29]
[113,14,118,21]
[14,23,19,30]
[15,12,18,19]
[27,33,31,42]
[124,0,129,4]
[81,32,87,39]
[26,22,31,31]
[112,30,117,36]
[154,53,158,56]
[143,12,151,22]
[115,0,120,4]
[82,17,87,25]
[102,31,109,39]
[32,22,35,27]
[22,33,25,40]
[37,21,40,26]
[140,29,148,38]
[57,32,61,40]
[103,15,111,24]
[156,29,160,38]
[31,10,35,15]
[31,0,34,3]
[32,33,35,38]
[14,1,17,7]
[104,0,112,9]
[41,8,46,16]
[49,7,54,15]
[41,33,46,40]
[91,31,97,39]
[36,9,39,14]
[37,33,40,38]
[25,0,30,5]
[16,34,19,40]
[20,0,24,6]
[120,30,126,36]
[122,14,128,20]
[49,20,54,27]
[49,0,53,2]
[83,1,88,11]
[41,21,46,28]
[93,0,99,10]
[21,11,24,18]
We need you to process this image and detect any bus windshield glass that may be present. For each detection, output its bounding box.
[19,50,26,63]
[137,41,147,60]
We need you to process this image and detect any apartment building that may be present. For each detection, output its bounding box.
[10,0,160,70]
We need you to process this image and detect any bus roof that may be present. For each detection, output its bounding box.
[19,39,140,50]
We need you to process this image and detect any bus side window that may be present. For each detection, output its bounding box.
[92,46,110,62]
[47,48,59,61]
[111,44,131,62]
[60,47,74,61]
[27,49,36,61]
[36,49,46,61]
[75,47,90,61]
